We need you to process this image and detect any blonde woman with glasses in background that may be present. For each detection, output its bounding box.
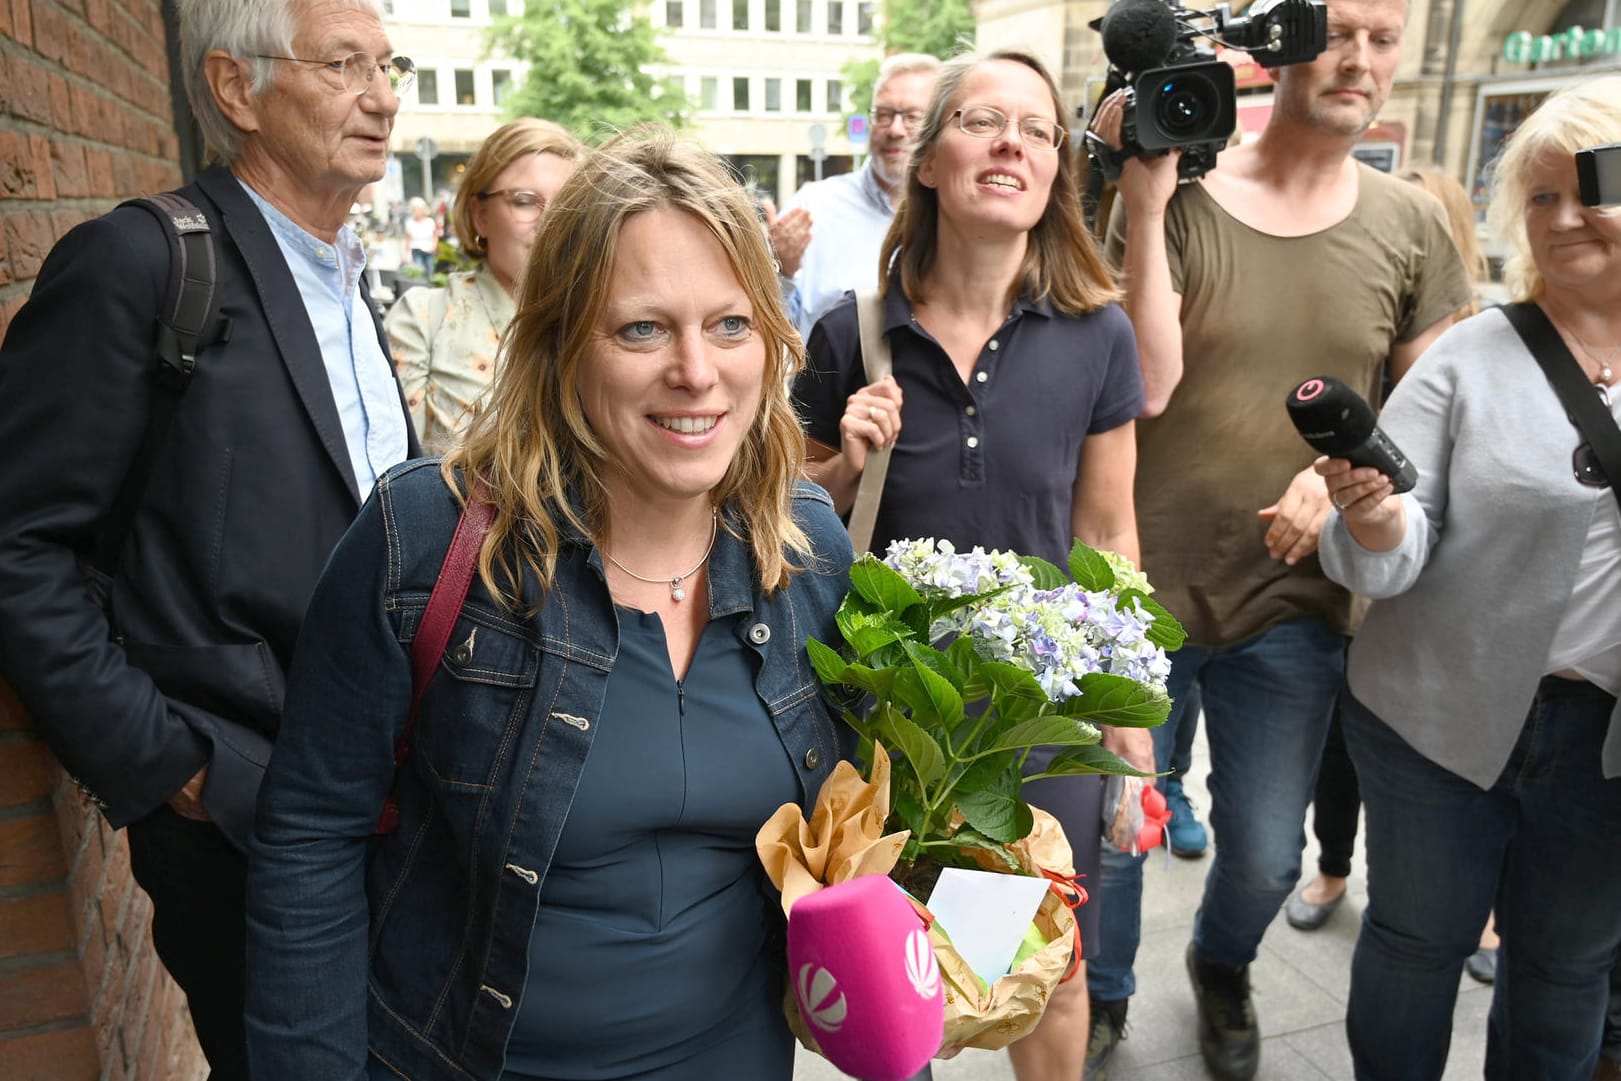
[387,118,582,452]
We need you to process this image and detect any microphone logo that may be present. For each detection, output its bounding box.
[905,929,941,1000]
[796,963,849,1032]
[1295,378,1326,402]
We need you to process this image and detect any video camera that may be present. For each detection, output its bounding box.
[1578,143,1621,207]
[1088,0,1328,181]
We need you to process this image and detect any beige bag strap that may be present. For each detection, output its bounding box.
[846,289,893,554]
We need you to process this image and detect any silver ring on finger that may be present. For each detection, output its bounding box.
[1332,495,1348,511]
[868,405,879,421]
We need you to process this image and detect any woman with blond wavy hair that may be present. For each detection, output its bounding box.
[245,130,855,1080]
[1318,75,1621,1080]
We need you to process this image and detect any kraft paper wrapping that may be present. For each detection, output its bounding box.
[756,746,1080,1053]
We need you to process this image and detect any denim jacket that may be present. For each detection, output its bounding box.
[245,460,855,1081]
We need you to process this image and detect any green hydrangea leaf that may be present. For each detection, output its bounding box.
[988,715,1102,753]
[1060,673,1171,727]
[956,778,1034,844]
[1068,539,1116,592]
[1018,556,1069,590]
[806,637,847,685]
[849,555,925,613]
[882,709,947,787]
[1030,742,1148,778]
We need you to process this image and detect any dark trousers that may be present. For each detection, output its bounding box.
[1307,698,1362,879]
[127,806,250,1081]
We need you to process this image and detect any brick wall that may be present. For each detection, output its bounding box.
[0,0,183,336]
[0,2,204,1078]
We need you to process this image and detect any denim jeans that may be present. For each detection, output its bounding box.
[1342,682,1621,1081]
[1088,618,1345,1001]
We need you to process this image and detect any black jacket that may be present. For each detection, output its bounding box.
[0,166,419,848]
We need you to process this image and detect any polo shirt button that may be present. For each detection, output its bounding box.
[804,747,822,770]
[988,339,1000,351]
[748,623,771,645]
[976,371,989,383]
[966,436,980,448]
[965,405,977,416]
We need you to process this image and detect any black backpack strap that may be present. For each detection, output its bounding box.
[91,193,224,579]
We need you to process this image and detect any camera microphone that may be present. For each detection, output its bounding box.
[1100,0,1180,74]
[1285,376,1417,494]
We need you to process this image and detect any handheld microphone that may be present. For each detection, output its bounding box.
[1285,376,1417,494]
[1100,0,1180,74]
[787,874,945,1081]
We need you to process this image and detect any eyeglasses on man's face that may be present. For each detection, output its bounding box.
[950,105,1066,151]
[871,107,926,134]
[477,189,547,223]
[256,52,416,97]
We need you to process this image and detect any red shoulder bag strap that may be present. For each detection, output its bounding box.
[375,485,496,834]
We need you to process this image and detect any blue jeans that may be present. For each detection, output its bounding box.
[1342,682,1621,1081]
[1088,618,1345,1001]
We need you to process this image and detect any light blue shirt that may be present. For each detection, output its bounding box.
[240,181,409,499]
[784,161,898,338]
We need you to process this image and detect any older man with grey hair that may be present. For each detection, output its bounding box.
[770,52,941,337]
[0,1,417,1074]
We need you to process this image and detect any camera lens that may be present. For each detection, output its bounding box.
[1155,75,1218,137]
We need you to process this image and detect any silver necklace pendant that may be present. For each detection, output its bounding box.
[670,579,687,602]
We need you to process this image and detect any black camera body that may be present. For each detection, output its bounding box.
[1097,0,1329,181]
[1577,143,1621,207]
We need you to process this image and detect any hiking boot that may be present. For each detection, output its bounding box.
[1186,943,1260,1081]
[1086,997,1129,1081]
[1162,779,1209,858]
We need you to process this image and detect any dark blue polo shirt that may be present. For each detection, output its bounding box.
[794,287,1143,566]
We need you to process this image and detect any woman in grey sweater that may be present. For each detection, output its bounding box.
[1316,76,1621,1081]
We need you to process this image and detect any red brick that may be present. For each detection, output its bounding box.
[10,0,31,47]
[49,139,89,199]
[89,904,130,1021]
[110,154,134,199]
[66,19,97,79]
[59,0,83,14]
[0,811,68,889]
[83,0,106,32]
[0,233,10,289]
[30,0,68,64]
[0,959,90,1029]
[2,53,55,127]
[0,890,77,960]
[0,1024,100,1081]
[83,147,114,197]
[54,785,97,872]
[0,0,11,37]
[48,73,74,129]
[0,736,58,808]
[66,815,106,947]
[69,82,98,138]
[28,136,56,201]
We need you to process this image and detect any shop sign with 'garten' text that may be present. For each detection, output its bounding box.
[1502,26,1621,64]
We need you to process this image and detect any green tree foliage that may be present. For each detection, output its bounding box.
[842,0,976,119]
[488,0,689,139]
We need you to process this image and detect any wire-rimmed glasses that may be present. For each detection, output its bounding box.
[950,105,1066,151]
[476,189,547,224]
[871,107,926,134]
[255,52,416,97]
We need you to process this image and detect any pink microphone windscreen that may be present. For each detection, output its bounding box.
[787,874,945,1081]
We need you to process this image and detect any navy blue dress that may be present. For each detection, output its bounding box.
[500,607,799,1080]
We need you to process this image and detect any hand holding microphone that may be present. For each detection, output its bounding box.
[1287,376,1410,543]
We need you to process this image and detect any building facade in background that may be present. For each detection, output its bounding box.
[384,0,884,208]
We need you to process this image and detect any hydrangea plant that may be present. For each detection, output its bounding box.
[807,538,1187,878]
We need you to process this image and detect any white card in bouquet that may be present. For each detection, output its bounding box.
[925,868,1051,987]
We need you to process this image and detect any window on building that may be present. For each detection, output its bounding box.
[797,154,853,188]
[826,78,842,112]
[491,68,514,107]
[733,0,749,30]
[796,78,812,111]
[827,0,843,34]
[489,0,508,15]
[727,154,780,202]
[454,68,475,105]
[797,0,812,32]
[451,0,471,17]
[700,0,717,28]
[733,76,750,111]
[701,75,718,110]
[765,77,781,111]
[856,0,874,34]
[765,0,780,31]
[666,0,683,26]
[416,68,439,106]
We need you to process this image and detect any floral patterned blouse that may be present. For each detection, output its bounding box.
[384,264,516,454]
